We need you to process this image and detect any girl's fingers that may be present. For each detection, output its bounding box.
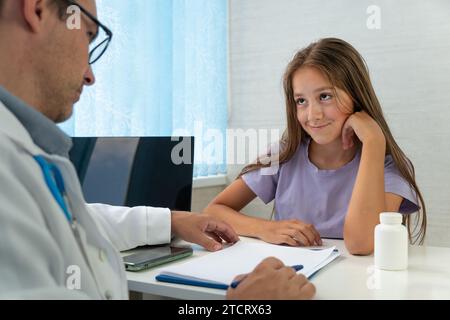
[286,223,315,246]
[281,235,300,247]
[290,230,310,246]
[298,227,317,246]
[284,222,317,246]
[341,127,349,148]
[313,227,322,246]
[342,127,354,150]
[307,225,322,246]
[277,229,302,246]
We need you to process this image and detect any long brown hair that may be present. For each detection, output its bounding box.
[238,38,426,244]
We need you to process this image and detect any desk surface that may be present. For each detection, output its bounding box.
[124,237,450,300]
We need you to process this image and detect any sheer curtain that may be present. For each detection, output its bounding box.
[60,0,228,177]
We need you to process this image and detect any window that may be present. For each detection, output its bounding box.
[60,0,228,177]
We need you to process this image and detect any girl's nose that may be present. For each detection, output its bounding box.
[308,102,324,121]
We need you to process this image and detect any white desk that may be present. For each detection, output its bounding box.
[124,237,450,300]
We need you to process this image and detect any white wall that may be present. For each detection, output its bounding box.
[227,0,450,247]
[191,186,225,213]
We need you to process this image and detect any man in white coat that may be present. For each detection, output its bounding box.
[0,0,315,300]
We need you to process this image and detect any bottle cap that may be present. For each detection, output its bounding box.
[379,212,403,224]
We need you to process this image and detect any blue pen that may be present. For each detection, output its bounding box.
[229,264,304,289]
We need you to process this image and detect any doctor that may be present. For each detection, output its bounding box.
[0,0,315,300]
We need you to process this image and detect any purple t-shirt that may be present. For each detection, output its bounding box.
[242,139,419,239]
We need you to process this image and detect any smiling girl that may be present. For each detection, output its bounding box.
[204,38,426,255]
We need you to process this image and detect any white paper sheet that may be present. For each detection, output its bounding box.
[159,241,340,285]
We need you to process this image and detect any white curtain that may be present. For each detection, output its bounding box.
[60,0,228,177]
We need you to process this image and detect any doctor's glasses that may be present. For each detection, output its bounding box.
[63,0,113,65]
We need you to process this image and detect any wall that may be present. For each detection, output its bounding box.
[191,186,226,213]
[226,0,450,247]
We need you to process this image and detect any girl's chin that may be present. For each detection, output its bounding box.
[310,135,341,146]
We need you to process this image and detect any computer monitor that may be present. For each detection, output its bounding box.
[69,137,194,211]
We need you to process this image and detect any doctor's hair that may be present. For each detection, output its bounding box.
[51,0,71,19]
[0,0,67,18]
[238,37,427,245]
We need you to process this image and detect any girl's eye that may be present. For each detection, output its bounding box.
[320,93,332,101]
[296,98,306,106]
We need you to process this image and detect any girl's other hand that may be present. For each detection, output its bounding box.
[259,219,322,246]
[341,111,385,150]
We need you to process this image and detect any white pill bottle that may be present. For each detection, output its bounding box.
[374,212,408,270]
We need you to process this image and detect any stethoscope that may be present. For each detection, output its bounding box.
[34,155,73,224]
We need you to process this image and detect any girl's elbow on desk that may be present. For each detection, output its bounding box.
[343,212,378,255]
[343,229,374,256]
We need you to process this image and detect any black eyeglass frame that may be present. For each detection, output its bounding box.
[64,0,113,65]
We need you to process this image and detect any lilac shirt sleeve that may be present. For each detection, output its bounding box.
[384,155,420,214]
[241,167,280,204]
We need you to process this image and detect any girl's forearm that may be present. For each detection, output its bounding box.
[203,204,269,238]
[344,138,386,255]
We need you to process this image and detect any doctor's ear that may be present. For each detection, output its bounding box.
[21,0,48,33]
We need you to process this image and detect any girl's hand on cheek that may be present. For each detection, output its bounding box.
[342,116,356,150]
[341,111,385,150]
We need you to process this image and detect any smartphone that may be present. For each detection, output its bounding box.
[123,246,193,271]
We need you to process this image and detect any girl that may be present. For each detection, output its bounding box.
[204,38,426,255]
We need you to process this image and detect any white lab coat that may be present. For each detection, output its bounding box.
[0,101,172,299]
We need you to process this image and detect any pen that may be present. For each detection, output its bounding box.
[229,264,304,289]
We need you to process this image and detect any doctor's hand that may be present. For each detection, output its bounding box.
[171,211,239,251]
[226,257,316,300]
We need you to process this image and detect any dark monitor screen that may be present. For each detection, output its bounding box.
[69,137,194,211]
